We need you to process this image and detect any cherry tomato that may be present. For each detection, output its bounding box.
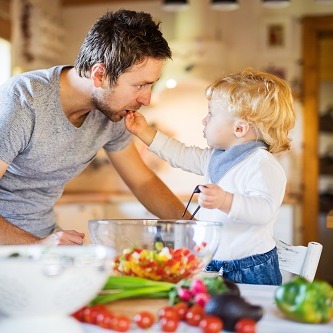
[158,306,179,320]
[83,305,107,324]
[173,302,189,320]
[160,317,179,332]
[96,311,114,329]
[199,315,223,333]
[235,318,257,333]
[134,311,155,329]
[185,304,205,326]
[111,315,131,332]
[71,306,86,322]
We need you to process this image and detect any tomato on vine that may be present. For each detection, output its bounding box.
[134,311,155,329]
[160,316,179,332]
[235,318,257,333]
[173,302,189,320]
[185,304,205,326]
[199,315,223,333]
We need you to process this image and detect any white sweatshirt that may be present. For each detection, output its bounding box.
[149,131,286,261]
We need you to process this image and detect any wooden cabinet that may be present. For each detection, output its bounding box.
[302,16,333,283]
[302,16,333,244]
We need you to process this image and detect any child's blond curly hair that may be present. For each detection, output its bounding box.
[205,68,295,153]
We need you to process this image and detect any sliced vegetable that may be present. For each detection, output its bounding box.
[113,247,203,283]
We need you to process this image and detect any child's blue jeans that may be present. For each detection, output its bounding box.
[204,247,282,285]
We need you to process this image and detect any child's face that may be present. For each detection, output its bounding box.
[202,97,237,149]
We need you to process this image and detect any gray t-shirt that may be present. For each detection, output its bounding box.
[0,66,131,237]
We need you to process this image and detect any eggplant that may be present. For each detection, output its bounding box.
[205,293,263,331]
[223,278,241,297]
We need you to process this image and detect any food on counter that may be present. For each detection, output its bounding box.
[169,275,240,306]
[91,275,238,306]
[274,276,333,324]
[204,293,263,331]
[91,276,175,305]
[133,311,155,329]
[113,246,204,283]
[73,302,222,333]
[75,275,258,332]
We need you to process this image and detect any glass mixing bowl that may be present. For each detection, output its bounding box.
[89,219,222,283]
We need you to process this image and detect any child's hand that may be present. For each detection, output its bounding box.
[125,110,148,136]
[125,111,157,146]
[198,184,233,213]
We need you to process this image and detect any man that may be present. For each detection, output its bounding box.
[0,9,189,245]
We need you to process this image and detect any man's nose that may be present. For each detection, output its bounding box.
[137,89,151,106]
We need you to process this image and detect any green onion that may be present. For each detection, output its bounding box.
[91,276,176,305]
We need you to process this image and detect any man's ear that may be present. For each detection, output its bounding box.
[233,119,250,138]
[91,63,106,87]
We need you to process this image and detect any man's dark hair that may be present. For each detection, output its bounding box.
[74,9,172,86]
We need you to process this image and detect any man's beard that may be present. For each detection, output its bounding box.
[92,92,123,123]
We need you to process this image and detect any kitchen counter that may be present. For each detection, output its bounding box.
[82,283,332,333]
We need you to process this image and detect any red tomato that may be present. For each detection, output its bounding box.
[185,304,205,326]
[158,306,179,320]
[83,305,107,324]
[71,306,86,322]
[199,315,223,333]
[134,311,155,329]
[173,302,189,320]
[96,311,114,329]
[235,318,257,333]
[111,315,131,332]
[160,317,179,332]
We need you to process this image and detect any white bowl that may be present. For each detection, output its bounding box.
[0,245,114,333]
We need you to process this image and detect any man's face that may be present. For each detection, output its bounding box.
[92,58,164,122]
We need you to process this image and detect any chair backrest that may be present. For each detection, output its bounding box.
[276,239,323,282]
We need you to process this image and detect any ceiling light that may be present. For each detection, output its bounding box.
[211,0,239,11]
[163,0,189,11]
[262,0,291,8]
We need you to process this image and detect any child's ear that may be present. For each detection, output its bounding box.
[233,119,249,138]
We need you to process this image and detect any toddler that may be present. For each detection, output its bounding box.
[125,68,295,285]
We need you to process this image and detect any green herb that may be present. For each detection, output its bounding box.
[91,276,175,305]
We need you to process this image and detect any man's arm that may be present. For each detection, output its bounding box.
[0,159,85,245]
[107,141,191,219]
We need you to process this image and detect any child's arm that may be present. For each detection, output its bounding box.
[125,111,156,146]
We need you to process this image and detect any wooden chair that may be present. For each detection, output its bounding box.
[276,239,323,282]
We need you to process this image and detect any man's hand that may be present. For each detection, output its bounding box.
[39,230,85,246]
[198,184,233,213]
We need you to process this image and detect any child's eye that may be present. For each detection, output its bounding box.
[137,84,146,90]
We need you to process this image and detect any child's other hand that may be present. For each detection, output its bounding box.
[198,184,233,213]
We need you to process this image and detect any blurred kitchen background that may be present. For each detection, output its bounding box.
[0,0,332,282]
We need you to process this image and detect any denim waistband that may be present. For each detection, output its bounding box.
[205,247,278,273]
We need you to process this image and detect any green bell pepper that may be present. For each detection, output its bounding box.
[274,276,333,324]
